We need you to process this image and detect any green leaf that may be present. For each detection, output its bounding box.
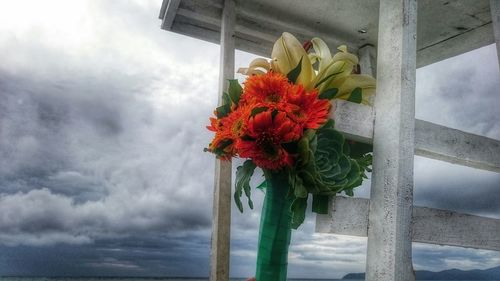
[312,195,329,214]
[228,79,242,104]
[291,196,308,229]
[348,141,373,158]
[319,88,338,100]
[322,119,335,129]
[234,160,256,213]
[222,92,231,106]
[293,176,308,198]
[250,106,268,117]
[256,180,267,191]
[287,57,303,84]
[347,87,362,103]
[314,68,344,88]
[216,104,231,118]
[344,189,354,196]
[297,135,311,166]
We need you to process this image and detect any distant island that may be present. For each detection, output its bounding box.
[343,265,500,280]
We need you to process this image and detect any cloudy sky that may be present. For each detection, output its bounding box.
[0,0,499,278]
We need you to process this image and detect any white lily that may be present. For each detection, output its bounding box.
[271,32,315,86]
[237,58,270,76]
[310,39,375,105]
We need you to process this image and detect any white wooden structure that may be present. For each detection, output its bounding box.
[159,0,500,280]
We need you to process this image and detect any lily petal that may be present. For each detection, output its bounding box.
[271,32,314,86]
[237,58,270,76]
[311,37,332,71]
[331,74,376,105]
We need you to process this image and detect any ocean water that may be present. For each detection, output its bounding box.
[0,277,356,281]
[0,278,356,281]
[0,277,495,281]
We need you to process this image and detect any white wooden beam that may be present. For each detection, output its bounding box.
[358,44,377,77]
[160,0,181,30]
[316,197,500,251]
[330,100,374,144]
[491,0,500,68]
[209,1,235,281]
[414,120,500,173]
[365,0,417,280]
[331,102,500,173]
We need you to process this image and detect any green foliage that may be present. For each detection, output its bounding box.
[215,80,242,119]
[287,57,303,84]
[234,160,256,213]
[287,118,372,227]
[319,88,338,100]
[228,79,243,104]
[291,196,307,229]
[215,104,231,118]
[347,87,362,103]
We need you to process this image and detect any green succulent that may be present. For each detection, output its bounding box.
[289,119,372,228]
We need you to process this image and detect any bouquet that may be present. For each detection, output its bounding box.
[206,32,375,281]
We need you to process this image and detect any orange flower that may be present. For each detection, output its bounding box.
[240,71,290,106]
[224,105,251,139]
[206,106,252,159]
[237,110,300,170]
[285,84,330,130]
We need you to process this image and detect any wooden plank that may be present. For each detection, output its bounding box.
[316,196,369,237]
[413,206,500,251]
[358,45,377,77]
[330,102,500,172]
[316,197,500,251]
[414,120,500,173]
[330,100,374,144]
[160,0,494,67]
[491,0,500,68]
[416,23,494,68]
[209,1,235,281]
[161,0,182,30]
[365,0,417,280]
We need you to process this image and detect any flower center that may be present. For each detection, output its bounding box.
[231,118,244,136]
[257,133,280,159]
[265,92,281,103]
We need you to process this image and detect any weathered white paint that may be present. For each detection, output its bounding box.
[330,101,500,173]
[491,0,500,67]
[365,0,417,280]
[160,0,181,30]
[209,1,235,281]
[159,0,494,68]
[330,100,374,144]
[316,196,370,237]
[412,206,500,251]
[316,197,500,251]
[358,44,377,77]
[415,120,500,173]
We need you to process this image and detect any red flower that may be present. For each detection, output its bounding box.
[285,84,330,130]
[240,71,290,106]
[237,110,300,170]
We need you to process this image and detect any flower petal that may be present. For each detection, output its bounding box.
[271,32,315,86]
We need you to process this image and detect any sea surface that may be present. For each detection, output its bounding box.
[0,277,494,281]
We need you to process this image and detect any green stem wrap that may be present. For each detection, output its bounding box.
[256,171,293,281]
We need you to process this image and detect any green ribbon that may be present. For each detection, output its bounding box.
[256,171,293,281]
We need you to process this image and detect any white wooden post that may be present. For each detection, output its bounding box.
[491,0,500,68]
[210,1,235,280]
[365,0,417,280]
[358,45,377,77]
